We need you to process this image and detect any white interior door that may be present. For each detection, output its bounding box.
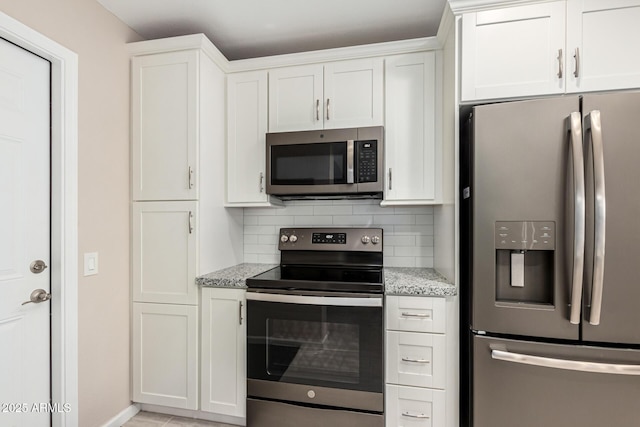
[0,38,51,425]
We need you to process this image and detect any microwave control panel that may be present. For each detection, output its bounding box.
[357,140,378,183]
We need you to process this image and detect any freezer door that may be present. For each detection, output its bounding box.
[582,92,640,345]
[471,96,580,339]
[473,335,640,427]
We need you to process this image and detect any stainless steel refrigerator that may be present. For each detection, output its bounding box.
[460,92,640,427]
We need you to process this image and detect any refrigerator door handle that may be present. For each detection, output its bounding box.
[492,349,640,375]
[584,110,606,326]
[567,112,585,325]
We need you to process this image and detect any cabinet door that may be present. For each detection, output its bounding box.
[268,64,323,132]
[132,50,198,201]
[201,288,246,418]
[384,52,439,204]
[566,0,640,92]
[461,1,566,101]
[386,331,447,389]
[227,71,269,205]
[132,201,198,304]
[323,58,383,129]
[133,302,198,409]
[386,384,446,427]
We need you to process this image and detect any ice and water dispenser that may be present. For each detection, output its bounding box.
[494,221,555,305]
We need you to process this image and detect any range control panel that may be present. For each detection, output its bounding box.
[279,228,383,252]
[495,221,555,250]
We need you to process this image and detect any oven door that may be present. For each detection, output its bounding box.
[246,291,384,412]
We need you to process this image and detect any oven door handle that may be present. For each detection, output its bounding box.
[246,292,383,307]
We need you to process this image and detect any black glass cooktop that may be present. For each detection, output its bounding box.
[246,265,384,293]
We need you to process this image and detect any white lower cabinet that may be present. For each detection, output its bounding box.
[386,384,446,427]
[132,302,199,409]
[200,287,246,418]
[386,296,455,427]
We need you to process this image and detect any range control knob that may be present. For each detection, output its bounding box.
[289,235,298,243]
[371,236,380,244]
[280,235,289,243]
[361,235,371,244]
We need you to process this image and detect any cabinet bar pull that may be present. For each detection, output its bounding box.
[557,48,563,78]
[188,211,194,234]
[402,357,431,364]
[574,47,580,78]
[402,412,430,419]
[188,166,194,189]
[401,312,430,318]
[316,99,320,121]
[259,172,264,193]
[388,168,392,190]
[239,301,243,325]
[326,98,330,120]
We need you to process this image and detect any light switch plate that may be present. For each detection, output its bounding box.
[84,252,99,276]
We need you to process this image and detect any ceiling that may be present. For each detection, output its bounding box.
[97,0,447,61]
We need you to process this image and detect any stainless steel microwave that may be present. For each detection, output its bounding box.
[266,126,384,198]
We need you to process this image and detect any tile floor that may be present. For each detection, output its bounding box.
[121,411,238,427]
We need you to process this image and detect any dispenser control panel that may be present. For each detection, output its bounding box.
[494,221,555,250]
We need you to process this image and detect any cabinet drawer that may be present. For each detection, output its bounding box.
[386,384,445,427]
[386,331,446,389]
[386,296,445,333]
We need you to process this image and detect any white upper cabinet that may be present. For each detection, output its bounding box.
[226,71,272,206]
[323,58,384,129]
[566,0,640,93]
[461,1,566,102]
[132,50,198,200]
[383,52,441,205]
[268,58,383,132]
[461,0,640,101]
[269,64,323,132]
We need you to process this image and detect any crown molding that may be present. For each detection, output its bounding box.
[448,0,555,14]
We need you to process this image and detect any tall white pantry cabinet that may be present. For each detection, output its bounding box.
[128,36,243,411]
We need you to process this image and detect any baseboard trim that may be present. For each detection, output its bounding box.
[139,403,246,426]
[101,403,141,427]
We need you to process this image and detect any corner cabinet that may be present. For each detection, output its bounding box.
[461,0,640,102]
[128,35,243,412]
[268,58,384,132]
[200,287,246,418]
[382,52,442,205]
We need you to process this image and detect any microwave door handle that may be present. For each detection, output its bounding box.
[347,139,355,184]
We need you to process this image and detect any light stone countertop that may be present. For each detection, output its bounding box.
[384,267,456,297]
[197,264,455,297]
[196,263,277,288]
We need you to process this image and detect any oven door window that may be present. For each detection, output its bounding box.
[270,142,347,185]
[247,300,383,393]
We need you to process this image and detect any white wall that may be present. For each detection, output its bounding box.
[243,200,435,267]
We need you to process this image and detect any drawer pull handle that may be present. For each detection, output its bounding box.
[402,357,431,364]
[402,411,430,419]
[401,312,430,318]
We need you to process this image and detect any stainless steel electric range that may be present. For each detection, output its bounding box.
[245,227,384,427]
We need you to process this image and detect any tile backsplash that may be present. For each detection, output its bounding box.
[243,200,434,267]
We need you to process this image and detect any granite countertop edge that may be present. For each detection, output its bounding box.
[197,264,456,297]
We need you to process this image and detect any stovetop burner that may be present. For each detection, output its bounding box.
[246,227,384,293]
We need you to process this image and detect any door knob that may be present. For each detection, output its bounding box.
[30,260,48,274]
[22,289,51,305]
